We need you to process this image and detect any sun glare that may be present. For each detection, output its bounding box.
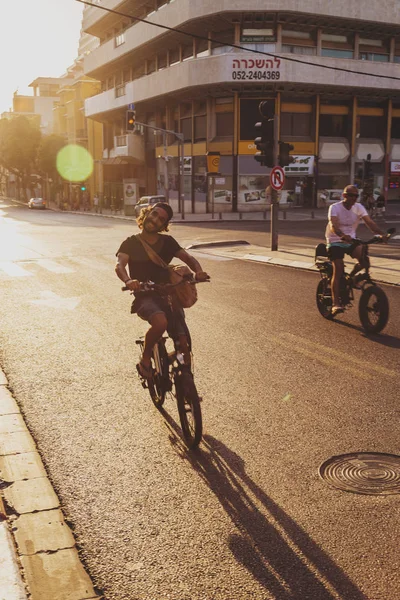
[56,144,94,183]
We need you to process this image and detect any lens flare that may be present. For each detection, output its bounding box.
[56,144,93,182]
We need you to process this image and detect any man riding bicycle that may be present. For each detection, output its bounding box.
[326,185,387,316]
[115,202,209,379]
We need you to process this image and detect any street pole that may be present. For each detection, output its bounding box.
[270,115,279,251]
[211,175,215,219]
[180,134,185,220]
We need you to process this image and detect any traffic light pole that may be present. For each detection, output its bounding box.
[270,115,279,251]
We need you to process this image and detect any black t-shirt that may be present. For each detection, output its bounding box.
[116,234,182,283]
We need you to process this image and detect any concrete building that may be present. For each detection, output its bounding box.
[82,0,400,213]
[1,77,74,135]
[53,61,103,206]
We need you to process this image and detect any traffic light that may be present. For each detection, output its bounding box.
[126,109,136,132]
[363,153,373,181]
[80,185,86,191]
[254,118,274,167]
[278,142,295,167]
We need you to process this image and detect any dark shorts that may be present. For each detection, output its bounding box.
[327,243,354,261]
[132,293,187,337]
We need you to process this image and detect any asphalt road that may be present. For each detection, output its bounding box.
[0,199,400,600]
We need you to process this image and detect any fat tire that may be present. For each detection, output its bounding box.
[359,285,389,334]
[148,343,169,408]
[316,278,333,320]
[176,370,202,449]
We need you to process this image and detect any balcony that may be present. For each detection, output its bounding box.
[107,133,145,164]
[85,52,400,120]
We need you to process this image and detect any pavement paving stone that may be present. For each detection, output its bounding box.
[0,431,36,456]
[13,509,75,556]
[0,452,47,483]
[0,386,20,415]
[0,414,28,434]
[0,522,28,600]
[20,548,98,600]
[4,478,60,515]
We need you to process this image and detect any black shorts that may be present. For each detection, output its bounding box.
[132,293,187,337]
[327,243,354,261]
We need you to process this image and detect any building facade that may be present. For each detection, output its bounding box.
[53,62,103,206]
[82,0,400,213]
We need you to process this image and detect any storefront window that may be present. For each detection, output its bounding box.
[216,112,234,137]
[281,113,312,138]
[319,114,348,137]
[194,115,206,141]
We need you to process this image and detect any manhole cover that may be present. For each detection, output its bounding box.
[319,453,400,495]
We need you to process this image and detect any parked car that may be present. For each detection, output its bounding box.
[28,197,46,210]
[134,195,166,217]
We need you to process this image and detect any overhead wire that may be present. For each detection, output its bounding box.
[76,0,400,83]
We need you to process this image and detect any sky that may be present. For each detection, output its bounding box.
[0,0,84,115]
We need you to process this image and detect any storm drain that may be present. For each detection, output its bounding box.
[319,453,400,495]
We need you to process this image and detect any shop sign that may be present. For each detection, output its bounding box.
[390,161,400,174]
[123,182,138,205]
[284,156,315,176]
[183,157,192,175]
[232,56,281,81]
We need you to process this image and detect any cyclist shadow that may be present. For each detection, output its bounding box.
[332,319,400,348]
[167,431,368,600]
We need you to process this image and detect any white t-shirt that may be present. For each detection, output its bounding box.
[325,201,368,244]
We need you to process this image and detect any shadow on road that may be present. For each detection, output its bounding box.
[158,412,368,599]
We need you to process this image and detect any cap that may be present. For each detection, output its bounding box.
[153,202,173,221]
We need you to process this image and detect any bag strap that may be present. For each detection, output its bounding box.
[137,235,168,269]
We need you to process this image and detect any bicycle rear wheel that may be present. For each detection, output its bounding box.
[359,285,389,334]
[175,370,202,449]
[148,342,169,408]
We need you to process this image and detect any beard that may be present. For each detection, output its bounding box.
[143,214,160,233]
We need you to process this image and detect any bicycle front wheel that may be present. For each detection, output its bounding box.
[148,343,169,408]
[316,278,333,320]
[175,370,202,449]
[359,285,389,334]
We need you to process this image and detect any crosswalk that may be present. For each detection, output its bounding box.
[0,256,112,279]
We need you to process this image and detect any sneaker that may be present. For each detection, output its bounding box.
[332,305,344,316]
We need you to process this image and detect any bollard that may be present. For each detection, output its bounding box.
[219,212,222,219]
[239,212,243,220]
[263,210,267,219]
[284,209,287,220]
[311,210,315,219]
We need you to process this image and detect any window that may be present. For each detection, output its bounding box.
[216,112,234,137]
[360,52,389,62]
[319,114,348,137]
[194,115,206,141]
[169,48,180,65]
[196,38,209,57]
[147,58,156,74]
[391,118,400,138]
[181,118,192,142]
[115,32,125,47]
[282,44,316,55]
[321,49,354,59]
[240,98,273,140]
[115,84,126,98]
[211,29,234,54]
[158,53,167,70]
[241,28,275,43]
[359,116,385,137]
[281,113,312,138]
[182,44,193,61]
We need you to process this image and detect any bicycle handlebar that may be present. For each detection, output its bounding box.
[121,274,210,292]
[351,227,396,247]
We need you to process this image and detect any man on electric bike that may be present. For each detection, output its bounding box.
[115,202,209,378]
[325,185,387,316]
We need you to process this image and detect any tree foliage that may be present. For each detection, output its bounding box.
[0,116,41,176]
[37,134,66,178]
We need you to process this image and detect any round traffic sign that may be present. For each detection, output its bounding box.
[270,166,285,191]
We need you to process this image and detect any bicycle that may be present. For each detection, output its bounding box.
[315,228,396,334]
[123,276,207,449]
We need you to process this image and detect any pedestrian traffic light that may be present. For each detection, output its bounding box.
[126,109,136,132]
[81,185,86,191]
[363,153,373,181]
[254,118,274,167]
[278,142,295,167]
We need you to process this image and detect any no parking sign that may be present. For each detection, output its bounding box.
[270,166,285,191]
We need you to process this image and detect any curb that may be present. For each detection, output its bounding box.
[0,370,101,600]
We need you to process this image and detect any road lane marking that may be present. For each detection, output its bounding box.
[269,335,372,380]
[28,291,80,311]
[282,332,398,378]
[0,262,33,277]
[36,259,75,274]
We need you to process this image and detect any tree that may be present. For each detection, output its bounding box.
[37,134,66,179]
[0,116,41,198]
